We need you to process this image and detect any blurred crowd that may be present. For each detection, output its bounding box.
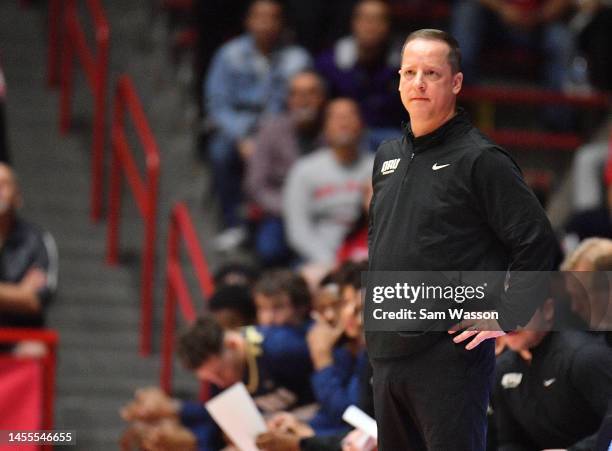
[117,252,612,451]
[115,1,612,450]
[188,0,612,270]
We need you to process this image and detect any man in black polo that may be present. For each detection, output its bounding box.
[494,299,612,451]
[366,29,557,450]
[0,163,57,330]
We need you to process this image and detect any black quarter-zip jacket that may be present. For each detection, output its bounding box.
[366,110,558,358]
[494,331,612,451]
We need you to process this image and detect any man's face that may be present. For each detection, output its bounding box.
[194,346,243,388]
[287,73,326,125]
[352,1,390,50]
[212,309,250,330]
[313,286,342,327]
[0,164,19,216]
[398,38,462,127]
[246,0,283,50]
[255,292,298,327]
[340,286,363,339]
[324,100,363,150]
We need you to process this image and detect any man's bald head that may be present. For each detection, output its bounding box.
[0,163,21,216]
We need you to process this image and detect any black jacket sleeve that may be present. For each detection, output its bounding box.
[472,147,557,330]
[567,343,612,451]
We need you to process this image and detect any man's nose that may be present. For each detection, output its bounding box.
[413,72,425,90]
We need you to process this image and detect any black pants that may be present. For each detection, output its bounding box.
[371,334,495,451]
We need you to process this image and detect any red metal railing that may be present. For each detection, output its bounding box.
[59,0,109,221]
[603,131,612,185]
[459,85,611,151]
[107,75,160,357]
[160,202,215,395]
[47,0,62,87]
[0,328,59,450]
[461,85,611,109]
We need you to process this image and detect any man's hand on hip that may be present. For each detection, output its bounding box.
[448,318,506,350]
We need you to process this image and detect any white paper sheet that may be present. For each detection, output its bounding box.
[342,405,378,439]
[205,382,267,451]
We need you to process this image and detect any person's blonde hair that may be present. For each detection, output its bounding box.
[561,237,612,270]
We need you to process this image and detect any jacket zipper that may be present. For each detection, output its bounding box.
[402,152,415,184]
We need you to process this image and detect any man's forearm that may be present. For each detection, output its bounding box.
[0,284,40,313]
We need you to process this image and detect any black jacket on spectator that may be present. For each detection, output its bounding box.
[494,331,612,451]
[0,217,57,327]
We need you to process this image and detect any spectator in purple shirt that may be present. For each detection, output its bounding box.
[315,0,404,151]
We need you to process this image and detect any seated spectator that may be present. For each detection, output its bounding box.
[121,314,314,450]
[245,70,327,266]
[283,0,359,54]
[312,273,342,328]
[316,0,404,150]
[283,99,374,266]
[306,261,368,435]
[253,269,311,327]
[561,236,612,272]
[213,261,260,289]
[257,261,373,450]
[561,238,612,342]
[451,0,574,91]
[204,0,311,236]
[574,1,612,91]
[208,284,256,329]
[494,298,612,451]
[564,165,612,249]
[0,163,57,332]
[571,141,608,214]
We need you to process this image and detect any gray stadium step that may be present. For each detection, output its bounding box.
[1,0,216,447]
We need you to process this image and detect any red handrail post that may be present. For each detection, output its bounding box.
[91,5,110,222]
[159,203,215,394]
[59,0,75,135]
[161,209,179,393]
[141,147,159,357]
[107,82,124,266]
[161,216,179,393]
[161,275,177,393]
[0,329,59,447]
[47,0,62,87]
[57,0,109,221]
[106,75,160,357]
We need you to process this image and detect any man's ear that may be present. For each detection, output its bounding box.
[452,72,463,95]
[14,190,23,210]
[542,298,555,323]
[224,333,240,350]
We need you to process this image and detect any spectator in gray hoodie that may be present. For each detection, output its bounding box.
[283,98,373,265]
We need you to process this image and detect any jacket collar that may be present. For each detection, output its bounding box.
[403,107,472,153]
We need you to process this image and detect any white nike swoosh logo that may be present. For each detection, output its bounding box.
[543,378,556,387]
[432,163,450,170]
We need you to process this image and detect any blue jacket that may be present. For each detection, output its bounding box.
[205,34,311,141]
[309,346,368,436]
[180,324,314,450]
